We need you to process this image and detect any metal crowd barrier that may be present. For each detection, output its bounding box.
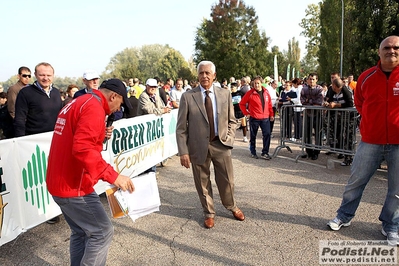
[272,105,360,161]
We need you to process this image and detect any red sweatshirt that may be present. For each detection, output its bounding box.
[46,90,119,197]
[239,87,274,119]
[355,61,399,144]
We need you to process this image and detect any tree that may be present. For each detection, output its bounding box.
[104,47,141,81]
[0,76,18,92]
[194,0,271,81]
[270,46,285,79]
[53,76,84,92]
[103,44,196,83]
[137,44,170,80]
[315,0,399,80]
[348,0,399,76]
[285,37,301,79]
[318,0,343,82]
[299,3,321,77]
[1,76,83,92]
[158,49,192,81]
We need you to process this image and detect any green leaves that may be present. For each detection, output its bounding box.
[194,0,272,80]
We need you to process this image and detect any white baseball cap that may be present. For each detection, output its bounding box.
[146,78,158,87]
[83,70,99,80]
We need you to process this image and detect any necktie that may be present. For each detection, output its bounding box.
[205,90,215,142]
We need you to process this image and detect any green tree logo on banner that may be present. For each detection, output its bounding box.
[22,145,50,213]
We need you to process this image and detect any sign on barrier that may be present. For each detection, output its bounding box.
[0,110,178,246]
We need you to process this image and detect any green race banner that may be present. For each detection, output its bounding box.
[0,110,178,246]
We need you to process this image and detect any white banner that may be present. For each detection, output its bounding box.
[0,110,178,246]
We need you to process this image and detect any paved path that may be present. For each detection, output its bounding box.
[0,124,390,265]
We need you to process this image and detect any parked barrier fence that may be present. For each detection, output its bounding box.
[272,105,360,162]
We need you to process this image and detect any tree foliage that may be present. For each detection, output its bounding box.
[104,44,196,82]
[53,76,84,91]
[1,75,83,92]
[158,49,194,81]
[285,37,301,79]
[270,46,285,79]
[194,0,271,81]
[104,47,141,81]
[318,0,342,81]
[299,3,321,77]
[304,0,399,81]
[348,0,399,76]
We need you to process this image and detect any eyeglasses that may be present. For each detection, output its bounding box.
[21,74,31,78]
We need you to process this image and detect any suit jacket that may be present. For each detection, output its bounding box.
[176,85,237,165]
[137,89,165,116]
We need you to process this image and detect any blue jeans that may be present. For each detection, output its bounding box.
[336,141,399,232]
[53,192,114,266]
[249,117,271,155]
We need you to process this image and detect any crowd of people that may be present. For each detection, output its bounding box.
[217,71,357,165]
[0,63,357,159]
[0,35,398,264]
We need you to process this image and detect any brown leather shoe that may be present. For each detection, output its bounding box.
[204,217,214,228]
[232,209,245,221]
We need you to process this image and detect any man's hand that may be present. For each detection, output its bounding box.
[163,107,172,114]
[105,125,114,140]
[113,175,135,193]
[330,102,338,108]
[180,154,191,169]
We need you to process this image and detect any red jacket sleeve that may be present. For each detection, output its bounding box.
[239,90,251,116]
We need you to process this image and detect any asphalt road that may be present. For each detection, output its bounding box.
[0,121,391,266]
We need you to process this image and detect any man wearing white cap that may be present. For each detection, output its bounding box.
[138,78,171,116]
[74,70,100,98]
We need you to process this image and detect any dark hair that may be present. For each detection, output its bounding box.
[67,84,79,93]
[0,92,7,99]
[18,66,31,74]
[332,78,344,88]
[291,78,302,85]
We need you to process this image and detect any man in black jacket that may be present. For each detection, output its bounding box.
[14,62,62,137]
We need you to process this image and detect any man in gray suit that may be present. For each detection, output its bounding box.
[176,61,245,229]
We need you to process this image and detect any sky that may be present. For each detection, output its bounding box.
[0,0,317,82]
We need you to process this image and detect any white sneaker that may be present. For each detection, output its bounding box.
[243,137,248,142]
[381,228,399,245]
[327,217,351,231]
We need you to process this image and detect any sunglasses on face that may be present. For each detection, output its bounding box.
[21,74,31,78]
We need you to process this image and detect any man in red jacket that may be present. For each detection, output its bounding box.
[327,36,399,245]
[46,78,134,265]
[239,76,274,160]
